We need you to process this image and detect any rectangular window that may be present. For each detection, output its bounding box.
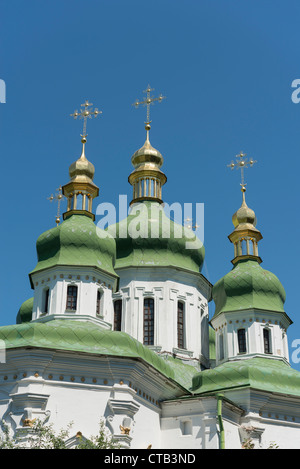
[44,288,50,314]
[66,285,78,311]
[114,300,122,331]
[177,301,186,349]
[143,298,154,346]
[237,328,246,354]
[263,328,272,354]
[96,290,102,316]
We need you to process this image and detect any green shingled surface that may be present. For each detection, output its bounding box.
[30,214,117,278]
[162,356,199,391]
[0,320,196,388]
[212,259,286,317]
[107,201,205,273]
[191,357,300,397]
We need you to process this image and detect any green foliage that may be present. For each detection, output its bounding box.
[76,420,121,449]
[0,418,120,449]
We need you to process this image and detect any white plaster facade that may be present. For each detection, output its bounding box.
[2,258,300,449]
[30,266,117,328]
[211,309,290,366]
[114,266,210,367]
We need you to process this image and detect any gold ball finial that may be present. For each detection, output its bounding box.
[81,136,87,144]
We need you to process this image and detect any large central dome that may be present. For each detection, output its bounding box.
[107,201,205,273]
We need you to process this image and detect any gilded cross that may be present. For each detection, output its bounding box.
[133,85,165,124]
[227,151,257,189]
[70,100,102,137]
[47,185,65,226]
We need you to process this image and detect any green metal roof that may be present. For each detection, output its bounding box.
[107,201,205,273]
[191,357,300,397]
[212,259,286,318]
[30,214,117,281]
[0,319,195,390]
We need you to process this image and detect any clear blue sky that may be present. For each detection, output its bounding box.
[1,1,300,367]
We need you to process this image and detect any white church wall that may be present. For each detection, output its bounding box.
[160,396,241,449]
[114,267,210,365]
[212,309,291,365]
[30,266,116,327]
[0,348,176,448]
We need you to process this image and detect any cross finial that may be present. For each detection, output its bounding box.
[70,100,102,138]
[47,185,65,226]
[227,151,257,190]
[133,85,165,125]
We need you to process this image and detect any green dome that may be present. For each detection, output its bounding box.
[107,201,205,273]
[16,297,33,324]
[30,214,117,281]
[212,259,286,318]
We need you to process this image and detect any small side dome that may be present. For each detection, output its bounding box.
[30,214,117,283]
[16,297,33,324]
[212,259,286,318]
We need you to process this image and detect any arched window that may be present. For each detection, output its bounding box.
[43,288,50,314]
[143,298,154,346]
[263,328,272,354]
[114,300,122,331]
[96,289,103,317]
[66,285,78,311]
[177,301,186,349]
[237,328,246,354]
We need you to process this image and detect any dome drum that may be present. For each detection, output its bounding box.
[62,181,99,221]
[128,167,167,205]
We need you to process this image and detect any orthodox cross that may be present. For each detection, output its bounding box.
[227,151,257,189]
[47,185,65,226]
[133,85,165,124]
[70,100,102,137]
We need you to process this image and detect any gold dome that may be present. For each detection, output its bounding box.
[131,124,164,169]
[68,137,95,183]
[228,186,262,265]
[128,124,167,204]
[232,187,256,228]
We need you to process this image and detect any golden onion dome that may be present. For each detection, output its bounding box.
[69,137,95,183]
[232,186,257,228]
[131,124,164,169]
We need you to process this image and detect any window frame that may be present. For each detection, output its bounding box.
[237,328,247,354]
[113,299,122,331]
[263,327,272,354]
[177,301,186,350]
[143,298,155,346]
[66,284,78,312]
[43,288,50,314]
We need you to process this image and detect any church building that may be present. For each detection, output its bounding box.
[1,92,300,449]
